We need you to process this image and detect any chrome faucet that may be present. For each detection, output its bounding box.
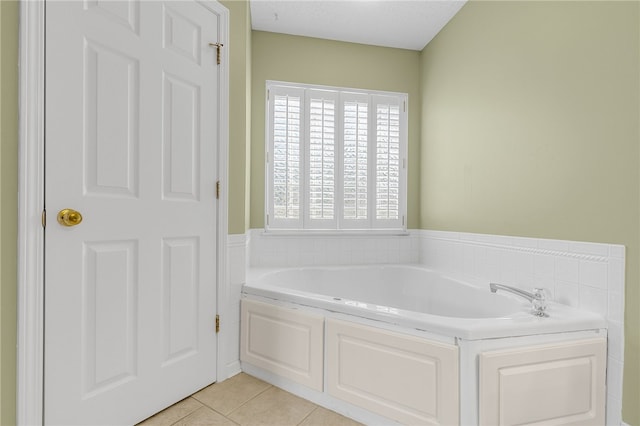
[489,283,548,317]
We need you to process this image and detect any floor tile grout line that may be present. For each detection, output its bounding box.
[151,396,204,426]
[220,407,242,426]
[297,406,319,425]
[168,405,206,426]
[167,404,242,426]
[190,381,272,416]
[195,402,242,426]
[168,376,274,424]
[224,383,275,419]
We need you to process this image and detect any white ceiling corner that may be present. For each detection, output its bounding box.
[249,0,467,51]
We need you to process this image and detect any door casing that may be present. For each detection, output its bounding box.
[16,1,229,424]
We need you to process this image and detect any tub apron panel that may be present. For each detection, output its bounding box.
[326,318,459,425]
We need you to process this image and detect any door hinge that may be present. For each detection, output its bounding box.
[209,42,223,65]
[216,180,220,199]
[215,314,220,333]
[41,209,46,228]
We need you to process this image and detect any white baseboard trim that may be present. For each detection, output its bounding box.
[225,361,241,380]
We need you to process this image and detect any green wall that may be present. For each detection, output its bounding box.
[420,1,640,423]
[250,31,421,228]
[220,0,252,235]
[1,1,638,424]
[0,1,18,424]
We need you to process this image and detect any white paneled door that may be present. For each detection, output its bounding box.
[44,1,224,424]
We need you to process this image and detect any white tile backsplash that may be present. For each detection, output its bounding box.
[607,395,622,426]
[555,257,580,283]
[570,241,611,257]
[607,321,624,362]
[473,246,501,282]
[608,258,625,294]
[555,281,580,307]
[537,238,570,252]
[234,229,625,425]
[607,357,624,400]
[499,250,533,285]
[579,285,608,317]
[248,230,418,267]
[533,254,555,279]
[610,245,625,259]
[608,291,624,323]
[580,260,608,289]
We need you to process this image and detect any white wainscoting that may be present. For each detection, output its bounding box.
[220,233,248,380]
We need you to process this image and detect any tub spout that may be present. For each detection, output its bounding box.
[489,283,548,317]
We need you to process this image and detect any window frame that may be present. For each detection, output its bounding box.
[265,81,408,233]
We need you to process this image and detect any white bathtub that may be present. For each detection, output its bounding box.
[244,264,606,340]
[241,264,608,425]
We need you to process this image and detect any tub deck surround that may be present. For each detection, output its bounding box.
[240,271,607,425]
[242,229,625,424]
[242,265,609,424]
[413,229,625,426]
[245,265,606,340]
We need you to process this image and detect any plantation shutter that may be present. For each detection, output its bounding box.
[373,95,404,229]
[341,93,370,229]
[267,86,304,229]
[266,81,407,232]
[306,90,338,228]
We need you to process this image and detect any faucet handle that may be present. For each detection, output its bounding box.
[532,288,548,316]
[533,287,546,300]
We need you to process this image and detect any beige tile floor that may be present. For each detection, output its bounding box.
[137,373,363,426]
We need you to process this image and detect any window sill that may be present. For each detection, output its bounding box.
[261,229,410,237]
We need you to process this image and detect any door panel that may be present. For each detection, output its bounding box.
[162,237,199,364]
[82,240,139,397]
[44,1,223,424]
[86,0,140,33]
[163,74,201,200]
[84,41,139,197]
[163,6,202,64]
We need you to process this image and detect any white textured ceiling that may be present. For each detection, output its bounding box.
[250,0,467,51]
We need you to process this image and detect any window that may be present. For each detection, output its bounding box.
[266,81,408,232]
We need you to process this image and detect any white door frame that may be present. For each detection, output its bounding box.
[16,1,229,424]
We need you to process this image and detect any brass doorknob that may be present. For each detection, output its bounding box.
[57,209,83,227]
